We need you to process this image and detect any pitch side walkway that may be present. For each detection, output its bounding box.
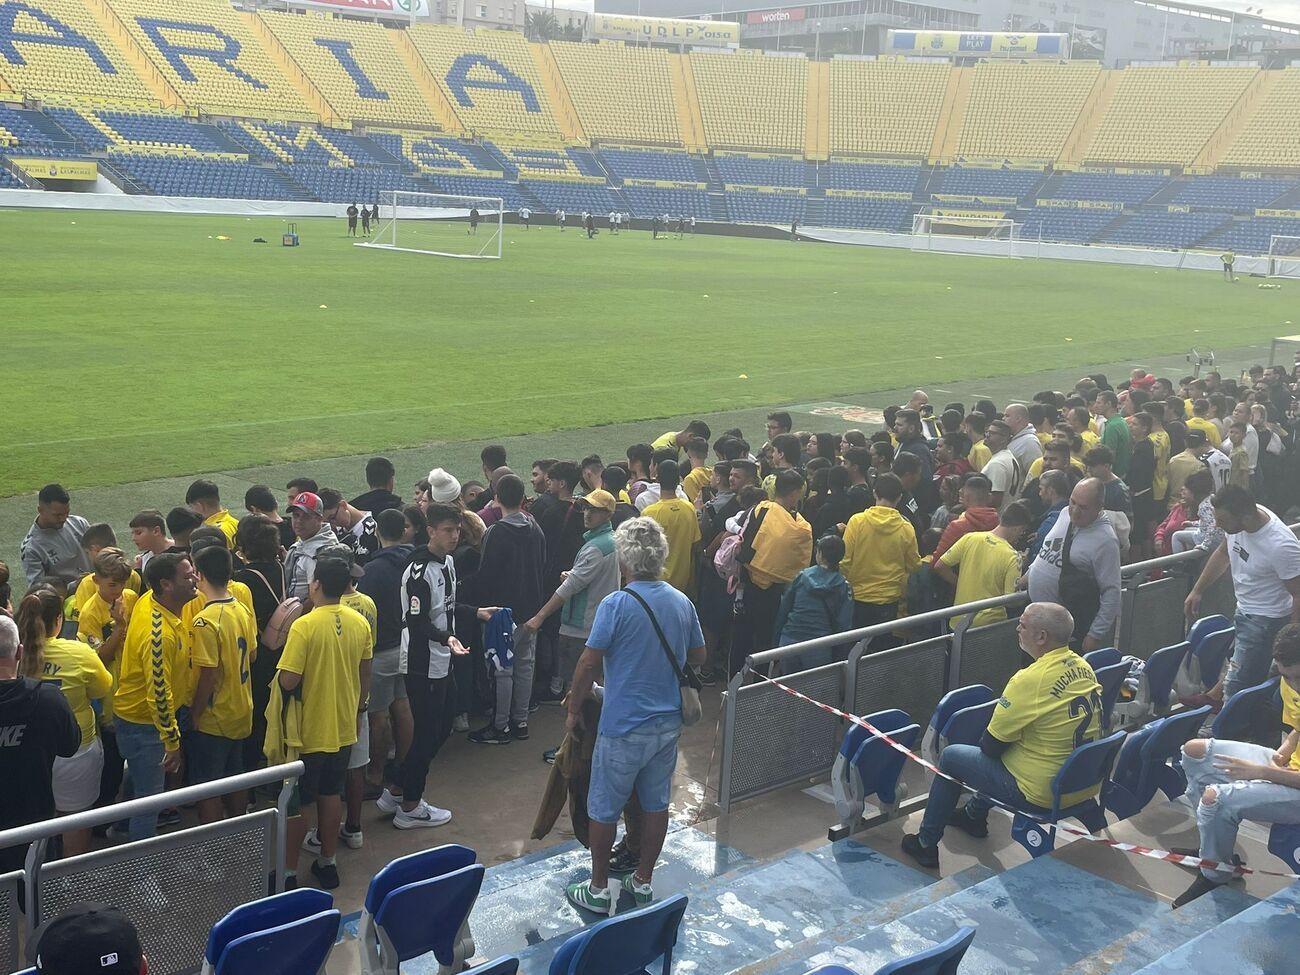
[0,342,1274,575]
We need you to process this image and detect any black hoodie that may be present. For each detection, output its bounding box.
[357,543,414,653]
[0,677,79,871]
[461,511,547,621]
[351,488,403,514]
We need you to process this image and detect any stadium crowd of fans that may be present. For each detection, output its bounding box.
[2,364,1299,908]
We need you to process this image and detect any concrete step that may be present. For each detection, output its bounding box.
[778,856,1256,975]
[1127,881,1300,975]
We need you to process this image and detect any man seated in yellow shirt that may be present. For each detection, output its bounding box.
[902,602,1101,870]
[933,502,1032,628]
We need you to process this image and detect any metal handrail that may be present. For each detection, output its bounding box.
[0,761,302,848]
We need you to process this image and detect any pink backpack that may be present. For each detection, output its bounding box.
[713,505,766,593]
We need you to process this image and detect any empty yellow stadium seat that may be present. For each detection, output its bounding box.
[829,59,948,158]
[550,40,678,146]
[104,0,313,119]
[690,50,805,153]
[955,60,1099,162]
[406,24,561,142]
[258,10,439,128]
[0,0,157,104]
[1221,67,1300,170]
[1086,64,1257,167]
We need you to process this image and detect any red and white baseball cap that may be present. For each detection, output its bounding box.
[287,491,324,516]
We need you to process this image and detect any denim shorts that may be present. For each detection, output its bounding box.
[588,714,682,823]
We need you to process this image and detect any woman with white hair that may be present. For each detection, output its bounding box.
[564,518,705,915]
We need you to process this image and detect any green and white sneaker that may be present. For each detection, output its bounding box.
[622,873,654,908]
[566,879,615,916]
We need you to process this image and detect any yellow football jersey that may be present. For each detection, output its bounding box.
[191,597,259,740]
[76,589,139,725]
[276,605,373,754]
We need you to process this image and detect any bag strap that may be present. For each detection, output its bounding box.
[244,567,279,604]
[623,586,690,686]
[1062,523,1076,565]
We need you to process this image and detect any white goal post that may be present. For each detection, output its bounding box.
[1267,235,1300,279]
[356,190,504,259]
[911,212,1021,259]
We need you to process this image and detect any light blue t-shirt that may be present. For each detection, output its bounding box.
[586,581,705,736]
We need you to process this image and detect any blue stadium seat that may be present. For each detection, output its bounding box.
[623,186,711,219]
[1050,172,1167,204]
[521,181,625,215]
[938,166,1043,200]
[725,190,805,225]
[922,685,994,764]
[823,198,911,231]
[1019,206,1116,243]
[202,889,338,975]
[1011,730,1126,857]
[939,700,998,750]
[1184,620,1234,691]
[1171,176,1297,211]
[0,103,83,155]
[1083,648,1130,732]
[1135,640,1189,717]
[1268,823,1300,873]
[832,709,919,832]
[1209,216,1300,255]
[465,958,520,975]
[819,163,921,193]
[716,155,809,188]
[1103,705,1211,820]
[870,925,978,975]
[547,894,688,975]
[359,844,484,975]
[1102,211,1230,250]
[1211,676,1282,742]
[597,149,707,183]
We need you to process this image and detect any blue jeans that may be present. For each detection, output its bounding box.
[1183,739,1300,881]
[1225,613,1289,700]
[588,714,682,823]
[116,719,166,842]
[918,744,1029,847]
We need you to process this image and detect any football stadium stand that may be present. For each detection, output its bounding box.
[1220,66,1300,170]
[1084,65,1258,166]
[829,58,948,158]
[550,41,680,147]
[955,60,1100,162]
[6,9,1300,254]
[0,0,161,105]
[256,10,440,129]
[405,24,562,142]
[690,50,805,153]
[102,0,315,119]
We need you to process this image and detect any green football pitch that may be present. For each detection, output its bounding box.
[0,207,1289,499]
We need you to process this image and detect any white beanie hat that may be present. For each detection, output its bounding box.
[427,468,462,503]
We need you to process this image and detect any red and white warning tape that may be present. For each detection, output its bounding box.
[754,672,1300,880]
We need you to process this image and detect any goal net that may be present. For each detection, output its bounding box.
[357,190,504,259]
[911,212,1020,258]
[1267,235,1300,279]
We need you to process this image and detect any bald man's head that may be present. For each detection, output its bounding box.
[1018,602,1076,657]
[1004,403,1029,433]
[1069,477,1105,528]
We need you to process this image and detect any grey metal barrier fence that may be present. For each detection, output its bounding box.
[0,761,302,975]
[0,872,20,975]
[716,523,1298,814]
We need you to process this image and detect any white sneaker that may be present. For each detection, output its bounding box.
[339,825,364,850]
[452,713,469,733]
[302,828,322,855]
[394,800,452,830]
[376,789,402,815]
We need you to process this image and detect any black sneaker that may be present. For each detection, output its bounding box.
[469,725,513,745]
[946,804,989,839]
[533,687,566,707]
[901,833,939,870]
[697,667,719,688]
[158,808,181,828]
[543,748,557,765]
[1173,874,1223,909]
[511,722,530,741]
[608,839,640,875]
[310,860,340,890]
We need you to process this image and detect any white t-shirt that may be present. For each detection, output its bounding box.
[519,208,531,219]
[1242,424,1259,472]
[633,484,690,512]
[981,450,1024,509]
[1202,449,1231,490]
[1227,507,1300,617]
